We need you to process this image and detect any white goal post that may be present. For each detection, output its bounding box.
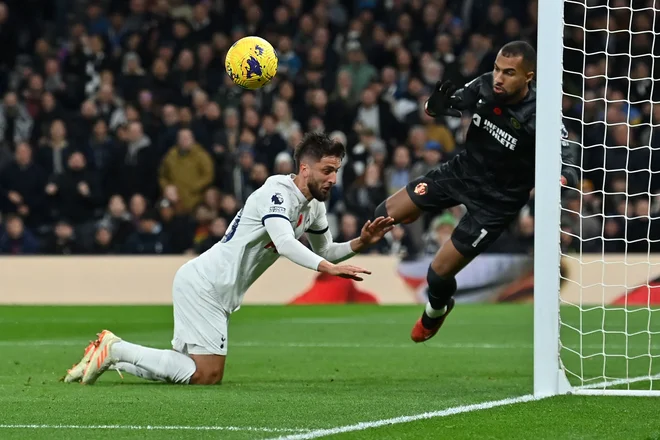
[534,0,660,397]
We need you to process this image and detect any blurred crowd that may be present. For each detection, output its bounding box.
[0,0,657,258]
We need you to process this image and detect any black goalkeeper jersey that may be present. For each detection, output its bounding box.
[446,72,577,206]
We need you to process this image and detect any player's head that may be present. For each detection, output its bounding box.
[294,132,345,201]
[492,40,536,102]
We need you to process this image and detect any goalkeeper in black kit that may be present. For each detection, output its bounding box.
[373,41,578,342]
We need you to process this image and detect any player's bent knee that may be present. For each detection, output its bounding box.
[189,354,226,385]
[204,368,224,385]
[190,367,224,385]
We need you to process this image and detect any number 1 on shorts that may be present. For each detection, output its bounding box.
[472,228,488,248]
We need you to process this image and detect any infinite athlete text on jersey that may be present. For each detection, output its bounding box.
[475,115,518,151]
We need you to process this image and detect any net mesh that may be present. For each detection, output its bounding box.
[558,0,660,392]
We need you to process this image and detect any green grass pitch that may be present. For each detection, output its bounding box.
[0,304,658,439]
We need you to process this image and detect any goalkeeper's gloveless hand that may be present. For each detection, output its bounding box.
[424,80,462,118]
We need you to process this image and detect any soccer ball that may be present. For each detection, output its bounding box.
[225,36,278,90]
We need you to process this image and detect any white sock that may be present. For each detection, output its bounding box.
[111,341,196,384]
[114,362,167,382]
[425,302,447,318]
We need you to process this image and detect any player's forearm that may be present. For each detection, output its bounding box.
[321,240,356,264]
[274,236,326,271]
[264,217,325,271]
[308,230,357,263]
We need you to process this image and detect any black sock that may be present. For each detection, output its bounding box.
[421,267,456,328]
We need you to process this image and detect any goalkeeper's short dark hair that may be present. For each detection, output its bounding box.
[293,132,346,169]
[500,40,536,72]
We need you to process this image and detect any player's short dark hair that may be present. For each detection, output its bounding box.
[499,40,536,72]
[294,132,345,169]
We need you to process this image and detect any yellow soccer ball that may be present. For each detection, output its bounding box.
[225,36,278,90]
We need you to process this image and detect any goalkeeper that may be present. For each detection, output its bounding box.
[375,40,578,342]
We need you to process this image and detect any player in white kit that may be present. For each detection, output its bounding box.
[62,132,394,385]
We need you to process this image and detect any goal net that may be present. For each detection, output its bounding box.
[535,0,660,396]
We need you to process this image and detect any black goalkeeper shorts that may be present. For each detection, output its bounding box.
[405,163,523,258]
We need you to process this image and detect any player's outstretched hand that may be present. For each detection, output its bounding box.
[322,262,372,282]
[425,80,462,118]
[360,216,395,246]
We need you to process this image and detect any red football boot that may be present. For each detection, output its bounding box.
[410,298,456,343]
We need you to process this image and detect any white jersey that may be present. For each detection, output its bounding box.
[188,174,328,312]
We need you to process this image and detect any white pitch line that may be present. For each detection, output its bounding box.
[0,424,307,433]
[576,373,660,390]
[265,378,660,440]
[264,373,660,440]
[265,394,544,440]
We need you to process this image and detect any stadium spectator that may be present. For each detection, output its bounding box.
[45,151,101,227]
[273,151,294,175]
[193,217,227,255]
[89,222,119,255]
[256,113,287,172]
[43,219,83,255]
[0,142,47,228]
[0,214,39,254]
[384,145,412,196]
[101,194,134,246]
[158,128,214,215]
[410,141,444,179]
[123,209,170,255]
[344,163,387,224]
[339,41,377,99]
[218,193,239,224]
[422,213,458,256]
[0,91,33,150]
[37,119,71,177]
[119,121,156,201]
[157,197,195,254]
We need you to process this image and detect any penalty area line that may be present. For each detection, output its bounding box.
[265,394,544,440]
[0,424,309,433]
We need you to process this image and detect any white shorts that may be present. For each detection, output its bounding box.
[171,262,229,356]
